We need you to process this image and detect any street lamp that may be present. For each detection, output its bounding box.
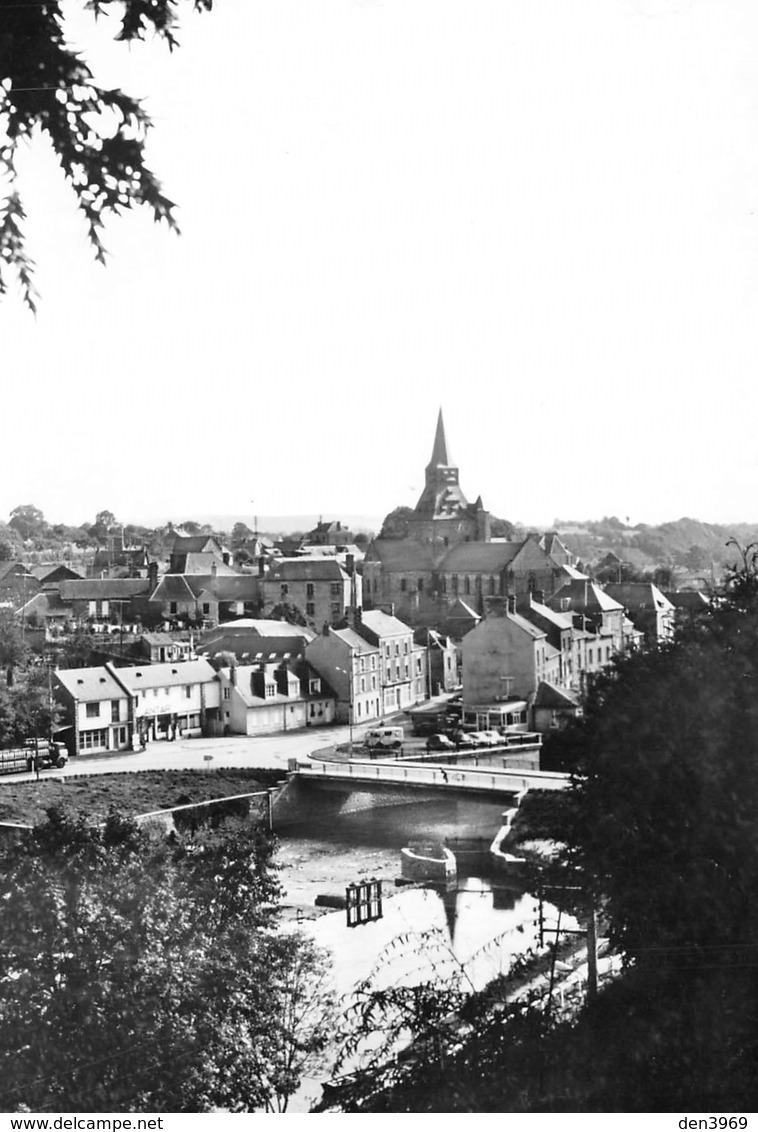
[335,647,355,756]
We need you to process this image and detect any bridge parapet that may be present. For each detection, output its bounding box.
[292,757,568,797]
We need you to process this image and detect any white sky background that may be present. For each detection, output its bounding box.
[2,0,758,530]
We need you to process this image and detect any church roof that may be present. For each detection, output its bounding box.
[440,541,522,571]
[365,540,437,571]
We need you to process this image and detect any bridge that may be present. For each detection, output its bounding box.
[292,755,569,798]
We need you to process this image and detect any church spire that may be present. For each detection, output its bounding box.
[428,407,452,468]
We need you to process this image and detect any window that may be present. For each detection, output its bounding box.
[265,683,276,698]
[394,642,400,656]
[110,700,119,723]
[403,641,409,654]
[452,574,459,594]
[202,603,210,615]
[464,576,470,595]
[86,702,99,719]
[309,678,321,694]
[306,602,315,616]
[489,575,496,595]
[80,728,107,750]
[330,583,341,597]
[223,687,231,700]
[400,578,407,592]
[184,685,192,699]
[418,578,424,593]
[306,583,314,598]
[170,602,178,614]
[331,602,340,616]
[281,584,289,597]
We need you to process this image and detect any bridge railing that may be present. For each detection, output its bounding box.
[294,757,568,793]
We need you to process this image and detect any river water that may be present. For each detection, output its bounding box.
[276,793,557,995]
[275,795,569,1112]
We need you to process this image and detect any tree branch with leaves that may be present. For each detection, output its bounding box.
[0,0,212,310]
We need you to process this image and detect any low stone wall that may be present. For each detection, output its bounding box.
[401,842,456,884]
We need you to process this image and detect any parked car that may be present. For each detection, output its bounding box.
[447,729,478,749]
[468,730,501,748]
[426,734,456,753]
[364,726,405,751]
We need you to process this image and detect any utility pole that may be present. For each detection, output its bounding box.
[586,905,598,1000]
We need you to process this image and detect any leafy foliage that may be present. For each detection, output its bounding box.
[0,0,213,309]
[379,506,416,540]
[0,806,333,1112]
[559,544,758,966]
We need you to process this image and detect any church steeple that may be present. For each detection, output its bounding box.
[408,410,490,548]
[428,408,452,469]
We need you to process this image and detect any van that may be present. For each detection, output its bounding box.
[364,726,405,751]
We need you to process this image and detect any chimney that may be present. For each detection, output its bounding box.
[345,553,354,575]
[147,561,158,591]
[230,663,237,686]
[258,556,266,578]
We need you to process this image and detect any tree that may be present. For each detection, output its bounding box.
[561,550,758,961]
[0,807,332,1113]
[8,504,46,541]
[232,522,254,547]
[379,506,415,540]
[0,0,212,311]
[88,509,119,543]
[489,515,514,539]
[268,602,308,626]
[0,612,30,685]
[0,537,13,562]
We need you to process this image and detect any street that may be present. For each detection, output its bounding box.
[3,721,369,783]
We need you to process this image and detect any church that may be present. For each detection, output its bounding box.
[363,410,584,630]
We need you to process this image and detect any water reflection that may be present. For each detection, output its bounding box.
[307,878,543,996]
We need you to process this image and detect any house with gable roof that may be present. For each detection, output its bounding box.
[118,658,221,743]
[604,582,675,645]
[347,608,427,714]
[306,624,383,726]
[168,533,232,573]
[547,578,627,660]
[261,556,360,627]
[460,596,552,730]
[215,657,336,736]
[55,664,135,755]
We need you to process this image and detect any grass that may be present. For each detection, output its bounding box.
[0,768,286,827]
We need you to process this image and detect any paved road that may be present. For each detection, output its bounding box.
[2,722,369,784]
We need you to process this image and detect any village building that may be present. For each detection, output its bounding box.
[305,625,383,726]
[55,664,135,755]
[605,582,675,645]
[261,557,361,627]
[215,658,336,736]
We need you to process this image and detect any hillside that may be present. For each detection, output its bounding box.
[553,516,757,575]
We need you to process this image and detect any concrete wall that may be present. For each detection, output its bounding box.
[463,616,543,705]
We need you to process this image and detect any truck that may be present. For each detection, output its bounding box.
[0,740,69,776]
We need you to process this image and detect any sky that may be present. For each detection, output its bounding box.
[2,0,758,531]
